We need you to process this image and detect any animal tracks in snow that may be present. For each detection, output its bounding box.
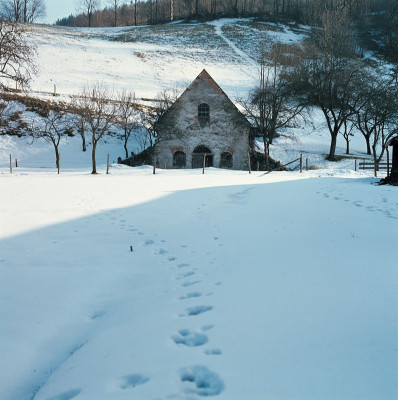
[177,271,195,280]
[88,311,106,320]
[317,188,398,220]
[179,292,202,300]
[204,348,222,356]
[180,366,224,396]
[181,280,201,287]
[201,324,214,331]
[120,374,149,389]
[172,329,208,347]
[119,222,225,395]
[182,305,213,317]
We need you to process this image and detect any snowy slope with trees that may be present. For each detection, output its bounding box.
[0,15,398,400]
[0,18,387,171]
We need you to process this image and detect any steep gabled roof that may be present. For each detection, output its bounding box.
[189,69,227,96]
[156,69,249,127]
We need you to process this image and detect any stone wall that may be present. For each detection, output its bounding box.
[155,70,251,170]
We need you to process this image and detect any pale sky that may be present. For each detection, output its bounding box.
[42,0,104,24]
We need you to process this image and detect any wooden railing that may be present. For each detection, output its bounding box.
[357,161,388,171]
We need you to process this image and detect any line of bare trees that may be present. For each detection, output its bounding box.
[0,17,171,175]
[27,84,176,174]
[239,2,398,167]
[56,0,395,29]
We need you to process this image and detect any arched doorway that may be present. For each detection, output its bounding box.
[192,145,213,168]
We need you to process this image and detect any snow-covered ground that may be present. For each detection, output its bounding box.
[28,20,254,101]
[1,166,397,400]
[26,19,310,102]
[0,18,397,400]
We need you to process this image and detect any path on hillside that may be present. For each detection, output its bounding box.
[208,20,257,70]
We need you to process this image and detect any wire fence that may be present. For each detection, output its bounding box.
[0,154,110,174]
[1,153,389,175]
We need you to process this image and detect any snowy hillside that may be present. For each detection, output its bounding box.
[28,19,283,100]
[0,18,397,400]
[0,18,380,171]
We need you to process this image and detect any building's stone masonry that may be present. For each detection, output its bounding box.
[155,69,251,170]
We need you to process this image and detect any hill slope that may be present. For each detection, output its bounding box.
[0,19,380,172]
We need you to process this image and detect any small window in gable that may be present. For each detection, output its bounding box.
[198,103,210,118]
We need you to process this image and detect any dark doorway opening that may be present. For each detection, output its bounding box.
[192,145,213,168]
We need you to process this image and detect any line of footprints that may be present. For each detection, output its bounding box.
[100,210,225,397]
[144,236,225,397]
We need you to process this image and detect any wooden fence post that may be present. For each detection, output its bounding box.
[386,148,390,177]
[300,153,303,173]
[355,159,357,171]
[374,161,377,178]
[9,154,12,174]
[248,152,251,174]
[153,155,157,175]
[106,154,110,174]
[306,158,308,171]
[257,161,259,171]
[202,153,206,174]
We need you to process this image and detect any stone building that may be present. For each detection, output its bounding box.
[155,69,251,170]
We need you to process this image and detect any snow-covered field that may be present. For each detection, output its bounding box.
[1,166,397,400]
[1,18,398,400]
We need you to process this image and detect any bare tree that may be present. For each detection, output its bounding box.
[0,0,23,21]
[80,0,100,27]
[31,109,70,168]
[133,0,137,25]
[70,100,88,152]
[132,126,150,153]
[24,0,46,22]
[291,6,361,160]
[0,20,37,89]
[74,83,116,174]
[141,88,177,150]
[354,72,398,166]
[239,42,305,170]
[341,119,354,155]
[0,0,46,22]
[108,0,122,26]
[116,90,139,158]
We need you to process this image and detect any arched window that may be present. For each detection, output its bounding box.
[198,103,210,118]
[173,151,186,168]
[220,152,233,168]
